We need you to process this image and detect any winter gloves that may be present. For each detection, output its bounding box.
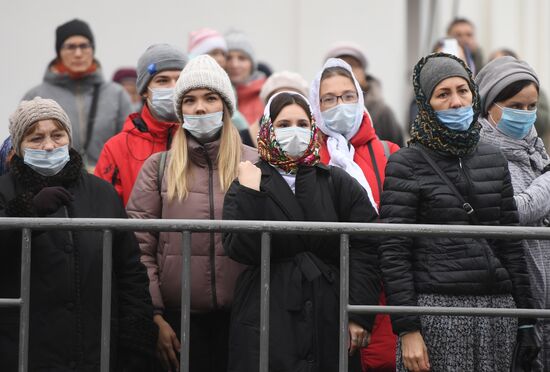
[32,186,73,216]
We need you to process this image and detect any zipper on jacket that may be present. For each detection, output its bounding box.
[204,152,218,309]
[459,158,496,286]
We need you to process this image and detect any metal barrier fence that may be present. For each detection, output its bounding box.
[2,217,550,372]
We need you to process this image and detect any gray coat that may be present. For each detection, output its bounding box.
[23,60,133,167]
[480,118,550,371]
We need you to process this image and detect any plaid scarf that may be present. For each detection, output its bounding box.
[410,52,481,157]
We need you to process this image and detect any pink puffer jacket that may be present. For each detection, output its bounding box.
[127,135,257,313]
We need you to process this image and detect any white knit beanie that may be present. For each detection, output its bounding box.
[9,97,72,156]
[174,54,237,122]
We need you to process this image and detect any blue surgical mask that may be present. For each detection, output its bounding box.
[23,145,70,177]
[148,87,178,122]
[274,127,311,158]
[494,103,537,140]
[435,105,474,131]
[183,111,224,141]
[320,103,358,135]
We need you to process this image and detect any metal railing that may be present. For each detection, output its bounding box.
[2,218,550,372]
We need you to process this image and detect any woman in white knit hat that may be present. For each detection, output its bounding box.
[0,97,157,371]
[127,55,257,372]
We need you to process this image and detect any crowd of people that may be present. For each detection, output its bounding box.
[0,15,549,372]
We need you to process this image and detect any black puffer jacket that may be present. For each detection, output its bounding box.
[223,161,380,372]
[379,142,535,335]
[0,152,157,371]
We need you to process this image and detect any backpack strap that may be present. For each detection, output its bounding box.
[381,140,391,159]
[367,142,383,194]
[82,83,101,156]
[157,151,167,194]
[411,146,479,224]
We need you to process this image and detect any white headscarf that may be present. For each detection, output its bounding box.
[309,58,377,211]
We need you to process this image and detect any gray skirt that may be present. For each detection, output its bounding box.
[396,294,517,372]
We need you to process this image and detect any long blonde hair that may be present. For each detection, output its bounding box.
[166,104,242,201]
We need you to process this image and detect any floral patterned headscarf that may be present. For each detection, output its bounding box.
[257,91,320,174]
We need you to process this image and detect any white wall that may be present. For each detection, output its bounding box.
[0,0,408,140]
[1,0,548,142]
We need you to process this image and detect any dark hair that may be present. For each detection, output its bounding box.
[492,80,539,105]
[269,92,312,122]
[489,48,518,60]
[446,17,474,34]
[320,66,354,83]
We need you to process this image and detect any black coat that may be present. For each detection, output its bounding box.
[379,143,535,335]
[222,161,380,372]
[0,153,157,371]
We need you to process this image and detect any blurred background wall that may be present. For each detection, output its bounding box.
[1,0,548,139]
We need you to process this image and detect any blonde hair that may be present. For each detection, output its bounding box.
[166,104,242,201]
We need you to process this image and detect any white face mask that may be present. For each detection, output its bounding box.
[23,144,70,176]
[148,87,178,122]
[274,126,311,158]
[320,103,359,135]
[182,111,224,141]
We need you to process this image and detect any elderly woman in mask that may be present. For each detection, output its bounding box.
[477,56,550,371]
[379,53,539,372]
[0,97,156,371]
[223,91,380,371]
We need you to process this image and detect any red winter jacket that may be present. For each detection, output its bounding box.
[236,77,266,124]
[94,105,178,205]
[320,112,399,372]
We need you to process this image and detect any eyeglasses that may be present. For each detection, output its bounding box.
[61,42,92,53]
[319,91,359,108]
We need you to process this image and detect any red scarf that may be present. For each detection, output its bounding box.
[52,59,98,80]
[319,112,388,204]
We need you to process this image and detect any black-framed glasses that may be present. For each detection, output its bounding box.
[61,42,92,53]
[320,91,359,108]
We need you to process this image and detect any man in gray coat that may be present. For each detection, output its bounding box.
[23,19,132,169]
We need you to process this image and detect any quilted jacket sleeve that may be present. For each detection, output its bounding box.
[222,180,268,265]
[126,153,164,313]
[378,149,422,335]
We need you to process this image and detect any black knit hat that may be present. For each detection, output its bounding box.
[55,19,95,56]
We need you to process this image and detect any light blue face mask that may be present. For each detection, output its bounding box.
[148,87,178,122]
[183,111,224,141]
[435,105,474,132]
[494,103,537,140]
[23,144,70,176]
[274,127,311,158]
[320,103,358,135]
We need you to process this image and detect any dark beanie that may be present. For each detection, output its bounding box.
[55,19,95,56]
[419,55,470,99]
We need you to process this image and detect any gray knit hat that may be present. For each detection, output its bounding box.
[174,55,236,123]
[419,55,470,99]
[9,97,72,156]
[475,56,539,115]
[136,44,189,94]
[225,29,256,68]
